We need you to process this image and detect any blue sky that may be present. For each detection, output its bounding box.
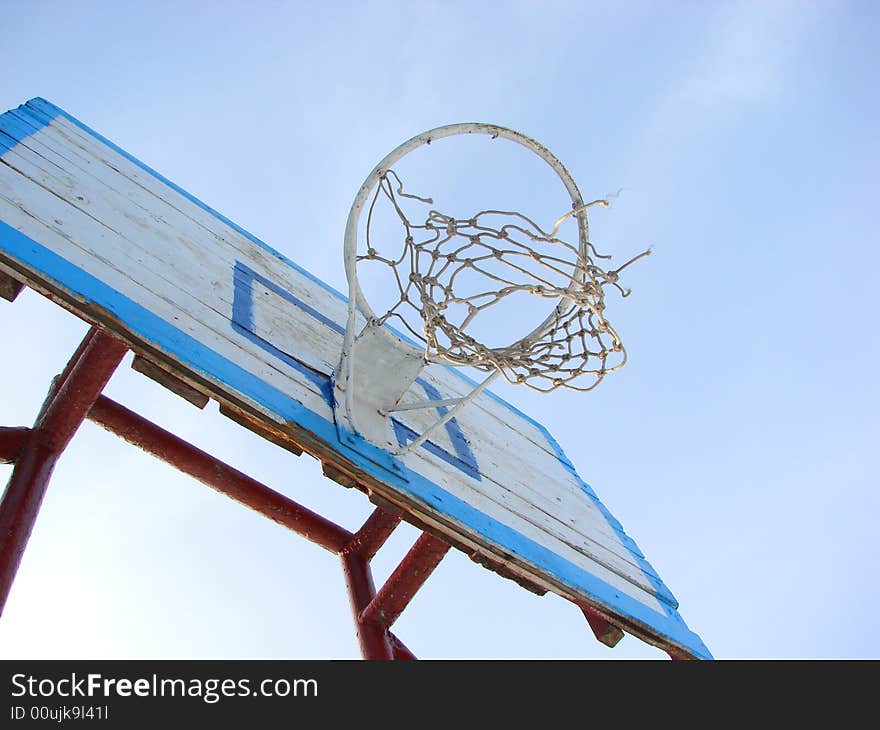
[0,1,877,659]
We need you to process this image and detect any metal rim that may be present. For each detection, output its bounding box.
[343,122,591,353]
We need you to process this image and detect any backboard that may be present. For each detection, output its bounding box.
[0,98,710,659]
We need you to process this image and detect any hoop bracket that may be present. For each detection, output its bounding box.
[331,321,423,469]
[333,121,645,453]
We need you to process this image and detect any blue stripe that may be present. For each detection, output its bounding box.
[413,378,480,480]
[232,261,345,337]
[390,418,481,482]
[0,100,56,151]
[539,427,679,610]
[442,339,676,606]
[0,99,711,659]
[230,260,338,395]
[231,261,481,482]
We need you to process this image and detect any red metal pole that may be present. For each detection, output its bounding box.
[342,507,401,560]
[87,395,353,554]
[360,532,450,630]
[89,395,406,657]
[341,551,393,660]
[0,441,59,613]
[0,428,30,464]
[0,327,127,616]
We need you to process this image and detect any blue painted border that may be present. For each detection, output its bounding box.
[391,418,480,482]
[230,260,481,481]
[410,378,480,481]
[0,98,711,659]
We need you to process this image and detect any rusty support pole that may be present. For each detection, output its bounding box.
[86,395,353,554]
[340,507,402,660]
[0,428,30,464]
[579,603,624,648]
[341,551,393,660]
[0,442,59,611]
[0,328,127,616]
[360,532,450,630]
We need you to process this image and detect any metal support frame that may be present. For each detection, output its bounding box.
[0,321,642,658]
[87,395,353,553]
[359,533,451,629]
[0,327,127,615]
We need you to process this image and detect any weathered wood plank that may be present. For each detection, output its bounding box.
[0,267,23,301]
[218,404,303,457]
[131,355,209,409]
[321,462,359,489]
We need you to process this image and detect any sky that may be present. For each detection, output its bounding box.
[0,0,877,660]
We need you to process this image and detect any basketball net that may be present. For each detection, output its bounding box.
[332,124,648,457]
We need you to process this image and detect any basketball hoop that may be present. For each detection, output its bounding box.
[332,123,649,455]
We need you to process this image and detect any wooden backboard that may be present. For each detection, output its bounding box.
[0,98,710,659]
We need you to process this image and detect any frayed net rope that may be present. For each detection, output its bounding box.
[359,171,650,393]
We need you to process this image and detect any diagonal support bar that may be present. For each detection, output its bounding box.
[360,532,450,629]
[0,428,30,464]
[341,552,393,660]
[87,395,354,554]
[0,441,59,616]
